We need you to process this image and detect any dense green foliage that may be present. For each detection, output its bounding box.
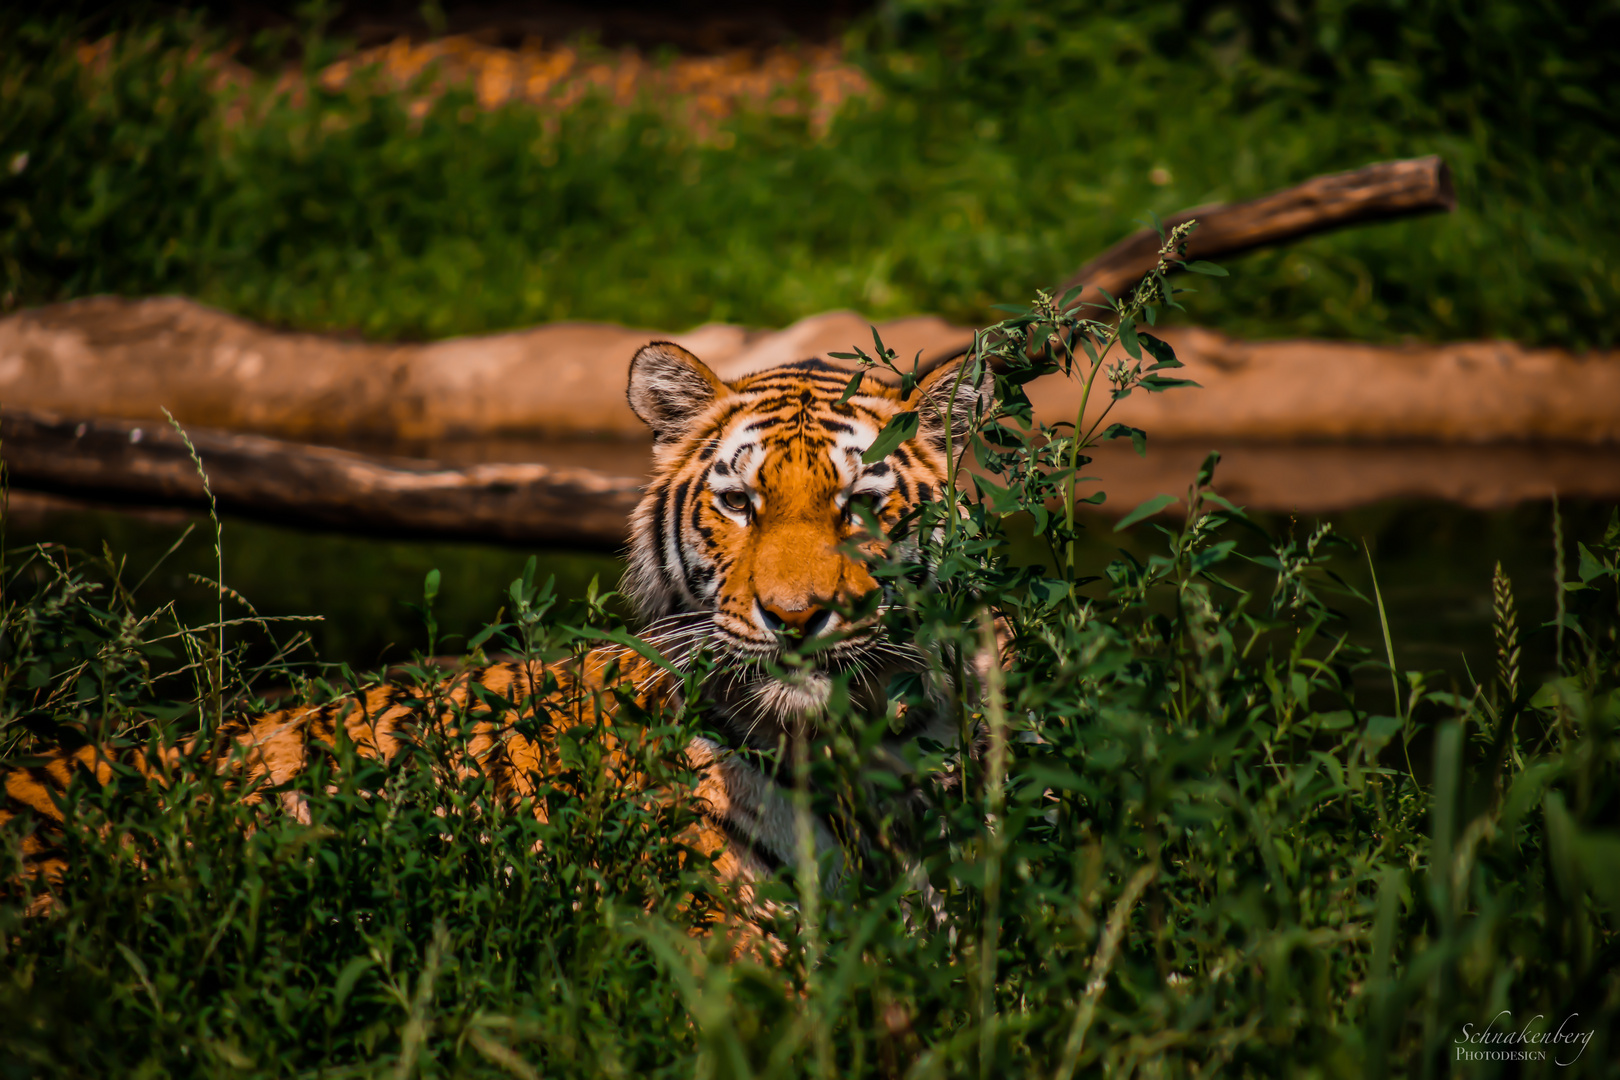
[2,1,1616,346]
[4,251,1619,1076]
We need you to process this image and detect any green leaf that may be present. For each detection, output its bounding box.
[1139,332,1181,369]
[1140,375,1200,392]
[1021,763,1088,791]
[1189,539,1237,573]
[467,622,513,650]
[1118,320,1141,359]
[331,956,374,1018]
[576,626,686,678]
[861,411,919,463]
[1361,714,1404,750]
[1530,681,1567,709]
[1078,335,1101,366]
[871,325,892,361]
[1182,260,1228,276]
[838,369,865,403]
[1574,831,1620,909]
[1114,493,1177,531]
[1035,577,1070,604]
[1577,542,1608,583]
[974,475,1023,515]
[1544,792,1580,903]
[423,568,441,603]
[1309,750,1346,793]
[1102,423,1147,457]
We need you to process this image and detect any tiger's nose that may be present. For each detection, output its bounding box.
[757,600,835,639]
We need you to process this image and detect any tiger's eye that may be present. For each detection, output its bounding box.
[721,491,751,513]
[844,493,879,522]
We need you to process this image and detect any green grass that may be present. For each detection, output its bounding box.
[2,0,1616,347]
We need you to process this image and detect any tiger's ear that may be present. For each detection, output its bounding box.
[627,341,730,440]
[911,353,993,453]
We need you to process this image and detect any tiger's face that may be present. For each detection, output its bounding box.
[623,343,985,744]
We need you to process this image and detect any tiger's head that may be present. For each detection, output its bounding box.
[623,342,987,745]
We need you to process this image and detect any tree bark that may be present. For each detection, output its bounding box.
[0,409,641,549]
[1060,155,1456,306]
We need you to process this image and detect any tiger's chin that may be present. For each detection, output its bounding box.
[726,643,918,740]
[754,670,837,721]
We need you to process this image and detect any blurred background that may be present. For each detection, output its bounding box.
[8,0,1614,342]
[1,0,1615,678]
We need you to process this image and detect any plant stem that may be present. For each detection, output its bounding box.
[792,733,833,1079]
[1065,334,1111,578]
[1053,863,1156,1080]
[977,609,1008,1080]
[163,408,223,733]
[1553,492,1566,675]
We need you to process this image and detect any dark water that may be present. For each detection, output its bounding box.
[3,491,1612,693]
[2,494,622,670]
[1063,499,1614,695]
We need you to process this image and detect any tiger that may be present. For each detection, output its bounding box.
[1,340,990,921]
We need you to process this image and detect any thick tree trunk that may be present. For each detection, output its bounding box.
[0,409,641,548]
[1060,156,1456,306]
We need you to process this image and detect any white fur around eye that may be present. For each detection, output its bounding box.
[714,486,755,522]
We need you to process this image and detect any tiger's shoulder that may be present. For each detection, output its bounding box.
[1,643,693,882]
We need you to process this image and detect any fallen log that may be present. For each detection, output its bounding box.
[0,297,749,443]
[1061,155,1456,306]
[1078,439,1620,515]
[12,412,1620,543]
[0,409,642,549]
[1031,326,1620,445]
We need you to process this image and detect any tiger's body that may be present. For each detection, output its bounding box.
[2,342,986,914]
